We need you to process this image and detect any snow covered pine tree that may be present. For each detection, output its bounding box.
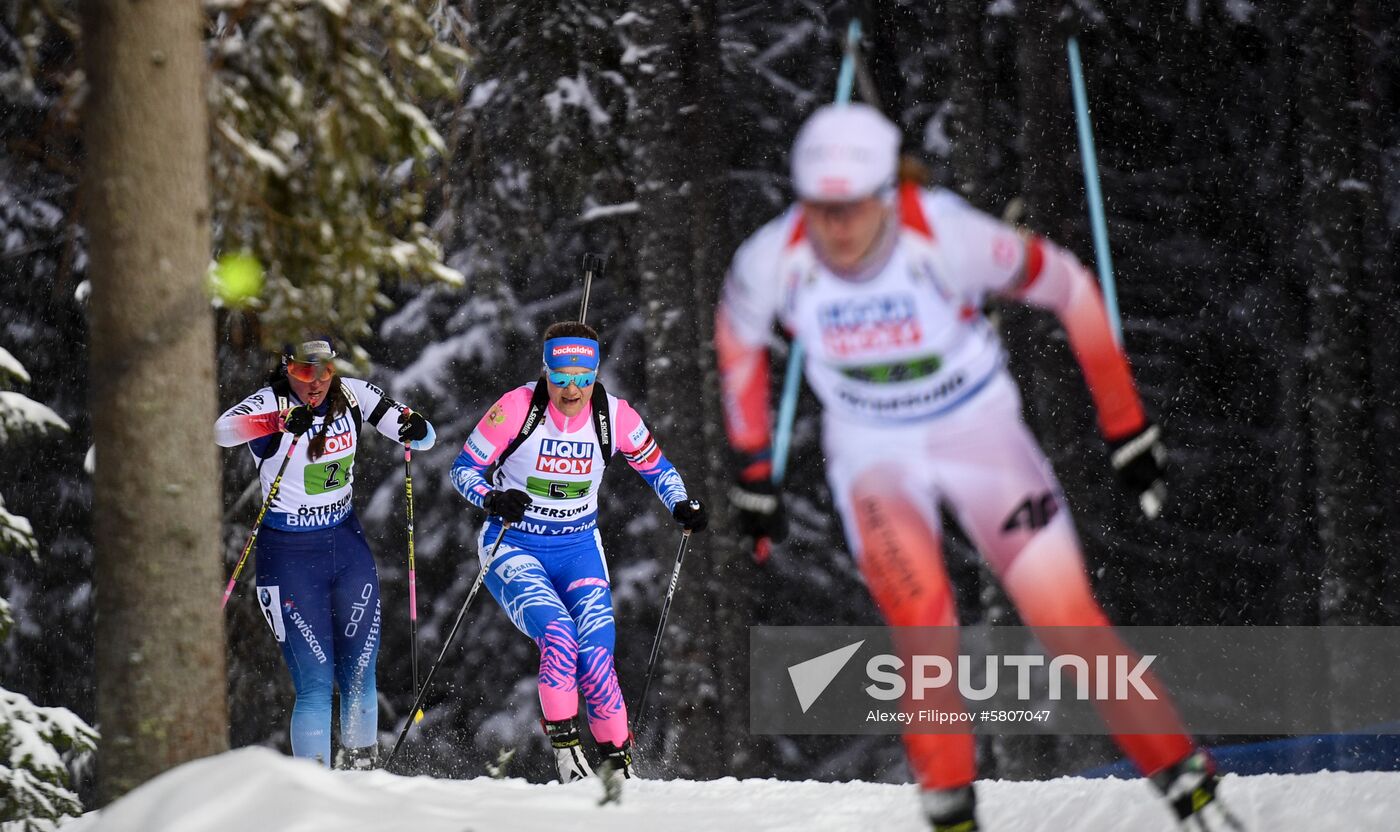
[0,346,97,830]
[208,0,467,351]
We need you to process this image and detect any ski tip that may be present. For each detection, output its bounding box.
[414,709,425,724]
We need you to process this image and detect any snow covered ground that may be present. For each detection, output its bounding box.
[61,747,1396,831]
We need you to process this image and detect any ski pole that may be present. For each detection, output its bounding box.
[403,438,423,724]
[764,19,863,558]
[1066,36,1122,345]
[384,521,511,771]
[221,434,301,610]
[633,528,694,736]
[579,253,603,324]
[833,18,861,108]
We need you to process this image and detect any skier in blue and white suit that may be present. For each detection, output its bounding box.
[450,320,707,783]
[215,338,436,769]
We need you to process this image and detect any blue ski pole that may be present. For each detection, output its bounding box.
[770,18,862,487]
[1066,36,1122,345]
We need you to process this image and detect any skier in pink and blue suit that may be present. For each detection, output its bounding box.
[450,320,707,783]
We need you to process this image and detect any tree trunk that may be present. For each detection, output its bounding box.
[1009,0,1086,514]
[628,0,746,778]
[945,0,993,206]
[1296,0,1387,627]
[82,0,228,804]
[994,2,1106,780]
[1293,0,1390,749]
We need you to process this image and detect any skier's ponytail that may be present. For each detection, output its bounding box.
[897,154,931,188]
[265,360,288,388]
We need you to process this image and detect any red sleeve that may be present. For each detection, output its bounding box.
[1014,237,1146,441]
[715,304,773,479]
[213,387,284,448]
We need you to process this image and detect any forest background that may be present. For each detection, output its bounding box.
[3,0,1399,803]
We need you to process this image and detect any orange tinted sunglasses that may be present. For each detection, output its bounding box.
[287,361,335,383]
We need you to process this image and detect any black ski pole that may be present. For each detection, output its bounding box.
[579,253,604,323]
[404,440,422,724]
[221,435,301,609]
[633,527,694,736]
[383,522,511,771]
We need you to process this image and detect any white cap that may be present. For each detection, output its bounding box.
[790,103,900,202]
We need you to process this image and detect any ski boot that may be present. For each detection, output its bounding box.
[543,717,593,783]
[596,739,633,806]
[593,739,632,801]
[1151,750,1245,831]
[920,785,977,832]
[334,744,378,771]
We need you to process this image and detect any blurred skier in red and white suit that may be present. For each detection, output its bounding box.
[716,103,1226,831]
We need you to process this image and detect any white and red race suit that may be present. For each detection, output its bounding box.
[716,183,1194,790]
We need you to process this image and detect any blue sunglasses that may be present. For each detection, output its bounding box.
[547,370,596,389]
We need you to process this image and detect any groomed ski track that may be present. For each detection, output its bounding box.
[62,746,1395,831]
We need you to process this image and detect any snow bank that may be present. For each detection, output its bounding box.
[60,746,1396,831]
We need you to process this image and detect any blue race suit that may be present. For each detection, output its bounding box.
[216,377,435,765]
[255,514,380,765]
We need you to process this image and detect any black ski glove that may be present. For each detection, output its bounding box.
[728,478,787,543]
[283,406,314,436]
[672,499,708,533]
[1109,423,1167,520]
[484,488,532,524]
[398,410,429,443]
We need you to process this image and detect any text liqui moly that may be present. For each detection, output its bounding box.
[536,439,594,476]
